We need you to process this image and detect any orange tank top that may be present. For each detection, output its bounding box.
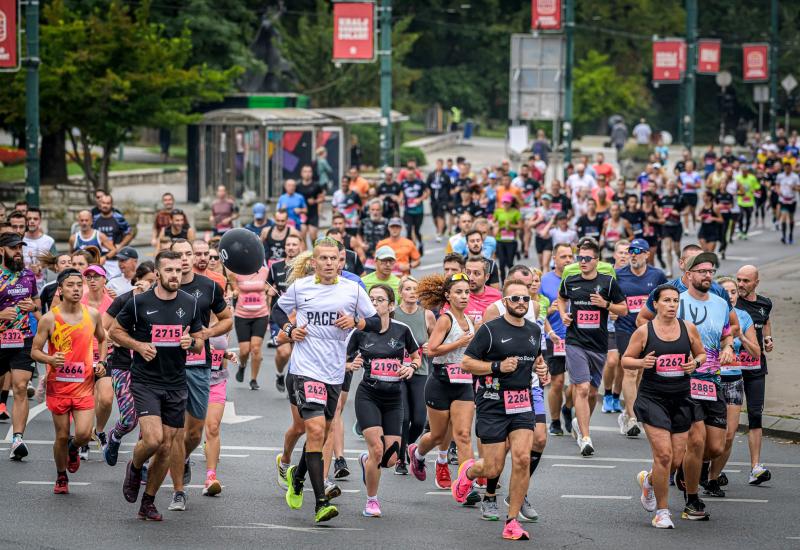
[47,305,95,398]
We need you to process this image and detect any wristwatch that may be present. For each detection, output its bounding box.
[190,337,196,349]
[283,324,295,337]
[694,358,703,369]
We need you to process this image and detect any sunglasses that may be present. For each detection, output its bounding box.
[628,247,646,255]
[209,255,220,261]
[576,255,597,263]
[504,295,531,304]
[450,273,469,282]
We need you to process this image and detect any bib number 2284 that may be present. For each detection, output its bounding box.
[504,389,532,415]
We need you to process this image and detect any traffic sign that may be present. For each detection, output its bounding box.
[0,0,20,72]
[508,34,564,121]
[782,74,798,94]
[715,70,732,88]
[753,85,769,104]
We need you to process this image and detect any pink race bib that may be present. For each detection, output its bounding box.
[626,295,646,314]
[576,310,601,329]
[656,354,685,377]
[211,349,225,371]
[371,358,402,382]
[1,329,24,349]
[690,380,717,401]
[186,347,207,366]
[55,361,86,383]
[500,229,515,240]
[241,293,265,310]
[552,339,566,357]
[151,325,183,347]
[446,363,472,384]
[504,389,532,415]
[736,351,760,371]
[303,380,328,405]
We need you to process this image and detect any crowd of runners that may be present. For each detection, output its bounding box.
[0,133,792,540]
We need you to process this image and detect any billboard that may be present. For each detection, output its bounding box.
[0,0,20,72]
[697,39,721,74]
[332,2,375,63]
[531,0,561,31]
[652,39,685,83]
[743,43,769,82]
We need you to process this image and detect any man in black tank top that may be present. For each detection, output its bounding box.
[261,209,301,263]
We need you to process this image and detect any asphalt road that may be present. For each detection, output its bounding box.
[4,214,800,550]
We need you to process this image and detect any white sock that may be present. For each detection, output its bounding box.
[414,448,425,461]
[367,495,378,501]
[437,451,448,464]
[656,508,669,515]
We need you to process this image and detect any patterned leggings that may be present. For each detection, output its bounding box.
[111,369,138,440]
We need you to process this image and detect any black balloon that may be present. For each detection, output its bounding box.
[218,228,265,275]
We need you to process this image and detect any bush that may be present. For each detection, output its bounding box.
[399,146,426,167]
[0,147,26,166]
[618,143,653,163]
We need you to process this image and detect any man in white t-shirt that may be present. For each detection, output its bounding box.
[106,246,139,295]
[776,162,800,244]
[23,207,57,292]
[566,164,596,204]
[632,118,652,145]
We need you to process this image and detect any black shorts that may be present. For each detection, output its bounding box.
[306,212,320,228]
[633,389,694,433]
[698,224,720,242]
[431,200,448,218]
[475,389,535,444]
[545,338,566,376]
[615,331,633,356]
[535,236,553,254]
[289,374,341,421]
[662,225,682,242]
[234,315,269,341]
[683,193,698,208]
[354,381,403,436]
[0,337,35,376]
[342,370,354,393]
[689,382,727,429]
[425,372,474,411]
[770,192,780,208]
[780,201,797,214]
[130,381,188,429]
[608,332,618,352]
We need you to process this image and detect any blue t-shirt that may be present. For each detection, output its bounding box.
[678,290,730,383]
[615,265,668,334]
[541,271,565,338]
[721,307,754,377]
[277,193,307,228]
[452,236,497,261]
[646,276,731,314]
[342,270,367,290]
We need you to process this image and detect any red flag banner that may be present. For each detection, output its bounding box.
[742,43,769,82]
[652,39,685,83]
[332,2,375,63]
[0,0,20,71]
[531,0,562,31]
[697,39,721,74]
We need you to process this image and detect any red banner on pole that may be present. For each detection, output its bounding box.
[531,0,562,31]
[332,2,375,63]
[743,43,769,82]
[652,39,685,83]
[0,0,20,71]
[697,39,721,74]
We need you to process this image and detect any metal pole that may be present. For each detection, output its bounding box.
[759,103,764,135]
[719,86,726,149]
[24,0,40,207]
[770,0,779,137]
[563,0,574,165]
[379,0,392,168]
[682,0,697,151]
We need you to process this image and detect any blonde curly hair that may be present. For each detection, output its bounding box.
[286,250,315,286]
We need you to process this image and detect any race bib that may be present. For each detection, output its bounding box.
[576,310,601,329]
[662,207,674,218]
[656,354,685,377]
[55,361,86,383]
[211,349,225,371]
[551,202,562,212]
[626,295,646,314]
[151,325,183,347]
[0,329,24,349]
[242,293,265,310]
[690,380,717,401]
[736,350,760,371]
[303,380,328,405]
[371,358,402,382]
[504,389,532,415]
[446,363,472,384]
[552,339,566,357]
[186,347,207,366]
[500,229,515,240]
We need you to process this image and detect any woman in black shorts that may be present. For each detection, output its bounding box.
[350,284,420,517]
[697,191,723,253]
[622,284,706,529]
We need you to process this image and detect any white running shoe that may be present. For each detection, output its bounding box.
[749,464,772,485]
[637,470,656,512]
[617,412,629,435]
[652,509,674,529]
[276,453,289,489]
[579,436,594,457]
[625,416,641,437]
[571,417,581,441]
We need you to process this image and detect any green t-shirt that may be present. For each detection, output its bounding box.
[493,208,521,241]
[561,261,617,281]
[736,174,759,207]
[360,272,401,302]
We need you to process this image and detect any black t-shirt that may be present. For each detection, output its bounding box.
[115,288,203,389]
[107,290,135,370]
[180,274,228,368]
[377,182,402,218]
[735,294,772,375]
[559,273,626,353]
[267,259,291,295]
[622,210,646,238]
[360,218,389,257]
[551,193,572,214]
[40,281,58,315]
[464,316,542,391]
[452,177,472,200]
[426,171,452,203]
[297,181,323,218]
[576,214,603,240]
[469,201,487,218]
[715,191,735,214]
[401,179,427,212]
[659,194,684,226]
[347,320,418,391]
[451,201,474,217]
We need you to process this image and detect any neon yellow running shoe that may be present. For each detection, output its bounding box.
[315,503,339,523]
[285,465,303,510]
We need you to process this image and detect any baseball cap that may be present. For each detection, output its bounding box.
[252,202,267,219]
[116,246,138,261]
[501,193,514,203]
[83,265,107,278]
[56,268,83,285]
[0,233,25,248]
[629,238,650,252]
[375,245,397,261]
[685,251,719,271]
[540,193,552,201]
[388,217,404,227]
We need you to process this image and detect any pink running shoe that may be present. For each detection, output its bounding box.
[363,499,382,518]
[502,518,530,540]
[408,443,426,481]
[451,458,475,504]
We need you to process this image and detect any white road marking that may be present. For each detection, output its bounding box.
[425,491,452,495]
[552,464,616,469]
[191,453,250,458]
[4,402,48,441]
[707,498,768,503]
[561,495,631,500]
[215,523,364,532]
[585,426,624,433]
[722,469,741,473]
[19,481,91,486]
[221,401,261,425]
[185,484,226,489]
[303,488,360,494]
[724,256,756,261]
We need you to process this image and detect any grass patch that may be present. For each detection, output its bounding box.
[0,161,183,183]
[144,145,187,159]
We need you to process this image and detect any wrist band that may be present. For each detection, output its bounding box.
[491,361,501,375]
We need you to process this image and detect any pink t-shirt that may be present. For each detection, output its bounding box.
[462,286,503,324]
[234,267,269,318]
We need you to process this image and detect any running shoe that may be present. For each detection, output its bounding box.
[54,474,69,495]
[324,479,342,500]
[141,463,149,485]
[276,453,289,489]
[617,412,629,435]
[203,473,222,496]
[652,509,675,529]
[637,471,656,512]
[394,460,408,475]
[681,499,710,521]
[625,417,641,437]
[602,394,614,413]
[408,443,426,481]
[464,488,481,507]
[502,518,530,541]
[359,452,368,485]
[95,430,108,451]
[674,465,686,493]
[352,420,363,439]
[480,497,500,521]
[334,456,350,479]
[579,437,594,457]
[183,458,192,485]
[475,476,488,488]
[571,417,581,441]
[275,374,286,393]
[123,460,143,503]
[451,458,475,504]
[9,434,29,461]
[249,379,260,390]
[612,397,622,413]
[718,472,728,487]
[702,479,725,498]
[168,491,187,511]
[0,403,9,421]
[138,500,163,521]
[447,442,458,465]
[103,437,121,467]
[26,380,35,398]
[67,438,81,473]
[504,496,539,523]
[79,445,89,461]
[285,465,303,509]
[235,366,245,383]
[435,462,451,489]
[315,503,338,523]
[749,464,772,485]
[549,420,563,436]
[363,498,382,518]
[562,405,573,431]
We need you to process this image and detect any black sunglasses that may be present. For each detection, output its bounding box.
[576,255,597,263]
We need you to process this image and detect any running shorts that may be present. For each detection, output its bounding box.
[683,193,698,208]
[354,381,403,436]
[720,377,744,406]
[535,236,554,254]
[290,374,341,421]
[209,379,227,405]
[615,331,633,356]
[185,367,211,420]
[424,372,474,411]
[131,381,188,429]
[0,337,34,376]
[780,201,797,214]
[475,389,536,444]
[47,393,94,416]
[633,388,694,433]
[545,339,566,376]
[689,381,727,429]
[565,346,606,388]
[661,225,682,242]
[234,316,269,341]
[608,332,618,352]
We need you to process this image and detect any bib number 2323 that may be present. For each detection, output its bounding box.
[576,310,601,329]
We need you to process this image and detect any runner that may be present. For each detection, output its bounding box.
[69,210,113,260]
[659,181,685,277]
[621,284,706,529]
[428,158,453,241]
[457,278,549,540]
[92,194,134,279]
[376,218,421,276]
[266,233,303,391]
[229,262,269,390]
[155,209,196,250]
[463,255,502,325]
[112,250,205,521]
[209,185,239,236]
[558,237,627,455]
[30,268,108,493]
[260,208,302,265]
[359,199,390,269]
[296,165,326,245]
[400,168,429,254]
[601,241,629,416]
[361,245,401,297]
[776,160,799,244]
[698,191,723,253]
[679,160,702,234]
[493,194,522,281]
[23,207,57,293]
[192,240,228,292]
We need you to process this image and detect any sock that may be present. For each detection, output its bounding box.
[529,451,542,476]
[367,494,378,502]
[782,221,787,238]
[13,432,22,439]
[131,462,142,473]
[656,507,669,515]
[57,470,67,478]
[0,390,8,404]
[414,448,425,462]
[305,451,326,504]
[483,494,496,502]
[486,476,499,495]
[687,493,699,505]
[791,224,795,240]
[68,439,77,453]
[604,389,612,397]
[206,469,215,479]
[294,446,308,492]
[437,451,448,464]
[700,461,710,482]
[612,393,620,401]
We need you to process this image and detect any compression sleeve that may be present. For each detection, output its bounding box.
[362,313,382,333]
[271,303,290,328]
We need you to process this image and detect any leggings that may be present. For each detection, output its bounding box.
[739,206,754,235]
[496,240,518,282]
[111,369,138,440]
[719,213,737,252]
[399,374,428,461]
[742,374,765,429]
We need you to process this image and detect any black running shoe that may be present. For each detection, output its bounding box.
[394,461,408,476]
[561,405,573,432]
[447,441,458,465]
[548,421,564,436]
[235,367,245,383]
[333,456,350,479]
[249,379,260,390]
[718,472,728,487]
[681,499,710,521]
[275,374,286,393]
[123,460,143,503]
[703,479,725,498]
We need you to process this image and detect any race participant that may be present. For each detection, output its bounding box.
[92,193,134,279]
[679,160,702,233]
[112,250,205,521]
[457,278,548,540]
[30,268,108,494]
[152,192,175,247]
[558,237,627,456]
[621,284,705,529]
[443,253,466,277]
[192,240,228,292]
[243,202,272,242]
[37,252,73,314]
[409,273,475,496]
[640,192,662,266]
[273,237,379,523]
[460,230,500,287]
[106,247,140,296]
[155,209,196,250]
[361,245,401,298]
[203,333,239,496]
[601,241,629,416]
[463,255,502,325]
[0,232,41,460]
[101,262,157,466]
[330,213,366,264]
[69,210,113,262]
[209,185,239,236]
[615,239,667,437]
[376,218,421,276]
[350,284,420,516]
[393,275,435,475]
[23,207,57,292]
[400,167,429,253]
[377,167,402,220]
[359,199,390,270]
[575,198,605,242]
[331,176,363,236]
[776,160,799,244]
[697,191,723,253]
[165,239,231,511]
[736,165,759,239]
[277,180,308,235]
[622,195,647,241]
[229,261,269,390]
[427,158,453,241]
[600,203,633,260]
[296,165,326,245]
[446,212,474,255]
[659,181,685,277]
[260,208,302,265]
[735,265,773,485]
[493,194,522,281]
[266,233,303,390]
[325,227,364,276]
[705,277,760,497]
[525,193,558,272]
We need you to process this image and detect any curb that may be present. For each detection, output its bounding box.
[738,412,800,442]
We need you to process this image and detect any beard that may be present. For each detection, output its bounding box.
[195,259,208,271]
[691,279,711,292]
[3,254,24,272]
[507,305,527,318]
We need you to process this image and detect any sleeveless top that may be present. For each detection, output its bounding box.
[47,305,95,398]
[264,227,289,262]
[394,305,429,376]
[700,206,716,225]
[640,319,691,395]
[74,230,103,251]
[604,218,624,245]
[234,267,269,319]
[432,311,474,379]
[81,291,114,362]
[166,224,190,241]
